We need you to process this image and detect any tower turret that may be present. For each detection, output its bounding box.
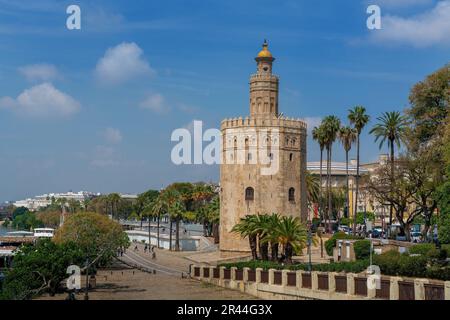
[249,40,279,118]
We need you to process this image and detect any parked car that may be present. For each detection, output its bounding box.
[338,225,352,235]
[410,231,422,243]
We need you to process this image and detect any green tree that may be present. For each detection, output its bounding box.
[312,126,327,222]
[406,64,449,151]
[0,239,84,300]
[322,116,341,233]
[108,193,121,220]
[305,171,320,207]
[54,212,129,266]
[370,111,409,234]
[348,105,370,235]
[275,216,308,264]
[260,213,281,261]
[232,215,259,260]
[338,126,357,218]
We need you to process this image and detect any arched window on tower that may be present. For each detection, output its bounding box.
[289,153,293,161]
[288,188,295,202]
[245,187,254,201]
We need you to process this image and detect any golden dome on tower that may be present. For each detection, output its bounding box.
[256,40,273,58]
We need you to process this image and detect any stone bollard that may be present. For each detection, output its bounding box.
[243,267,250,282]
[389,277,402,300]
[347,273,356,296]
[209,266,214,281]
[414,279,427,300]
[296,270,303,289]
[268,269,275,285]
[329,272,337,293]
[445,281,450,300]
[231,267,237,281]
[281,270,289,286]
[256,268,263,284]
[201,266,207,278]
[311,271,319,291]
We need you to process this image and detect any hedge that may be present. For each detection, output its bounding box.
[218,250,450,281]
[353,240,371,260]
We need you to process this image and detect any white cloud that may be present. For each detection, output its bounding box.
[0,83,80,117]
[0,83,81,117]
[18,63,60,82]
[103,127,123,144]
[139,93,169,113]
[95,42,154,85]
[370,0,450,46]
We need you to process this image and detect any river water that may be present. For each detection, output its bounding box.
[0,224,12,236]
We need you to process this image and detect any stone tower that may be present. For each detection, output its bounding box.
[219,41,308,254]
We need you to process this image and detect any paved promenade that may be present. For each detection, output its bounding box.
[38,243,255,300]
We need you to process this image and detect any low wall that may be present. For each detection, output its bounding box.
[126,230,201,251]
[191,265,450,300]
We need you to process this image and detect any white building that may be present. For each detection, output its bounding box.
[13,191,99,211]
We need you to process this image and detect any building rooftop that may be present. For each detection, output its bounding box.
[307,161,369,176]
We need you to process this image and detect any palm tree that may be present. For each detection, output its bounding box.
[322,116,341,233]
[338,126,357,220]
[108,193,121,220]
[370,111,408,235]
[312,126,327,222]
[305,171,320,215]
[232,215,259,260]
[206,196,220,243]
[253,214,272,261]
[275,216,308,264]
[160,189,182,251]
[348,106,370,235]
[260,213,281,261]
[150,192,166,248]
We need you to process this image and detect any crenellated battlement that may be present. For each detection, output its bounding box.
[221,116,307,131]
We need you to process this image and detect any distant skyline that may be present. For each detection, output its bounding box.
[1,0,449,202]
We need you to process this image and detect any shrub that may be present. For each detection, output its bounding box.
[373,251,428,278]
[353,240,371,260]
[426,266,450,281]
[408,243,436,255]
[397,254,428,278]
[373,251,401,275]
[409,243,448,262]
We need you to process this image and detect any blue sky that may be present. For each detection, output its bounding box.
[0,0,449,201]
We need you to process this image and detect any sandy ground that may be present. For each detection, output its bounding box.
[38,266,256,300]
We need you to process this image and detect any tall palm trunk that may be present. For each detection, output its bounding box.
[284,243,293,264]
[353,134,360,236]
[325,146,330,232]
[157,214,160,248]
[389,139,395,238]
[259,236,269,261]
[249,235,257,260]
[328,144,333,233]
[345,150,349,219]
[319,148,323,222]
[169,218,173,251]
[271,242,279,261]
[175,217,180,251]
